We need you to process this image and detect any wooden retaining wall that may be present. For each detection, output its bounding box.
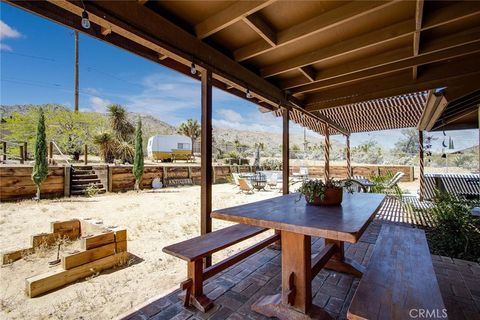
[0,164,413,198]
[0,166,65,201]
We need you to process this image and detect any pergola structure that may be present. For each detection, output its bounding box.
[7,0,480,265]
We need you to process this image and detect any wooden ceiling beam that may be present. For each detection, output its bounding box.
[412,0,424,79]
[243,13,276,47]
[417,90,447,130]
[290,40,480,94]
[194,0,276,39]
[234,0,397,62]
[261,4,480,78]
[298,66,316,82]
[304,57,480,110]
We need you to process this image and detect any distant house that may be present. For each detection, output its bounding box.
[147,135,192,162]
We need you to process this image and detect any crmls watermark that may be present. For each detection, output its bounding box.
[409,309,448,318]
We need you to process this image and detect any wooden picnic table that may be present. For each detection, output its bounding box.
[212,192,386,319]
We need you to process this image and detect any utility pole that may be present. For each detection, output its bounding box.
[74,31,79,112]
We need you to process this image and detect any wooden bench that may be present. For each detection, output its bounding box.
[163,224,279,312]
[348,224,446,320]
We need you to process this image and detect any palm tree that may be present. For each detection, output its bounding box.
[93,132,115,163]
[107,104,134,142]
[177,119,201,156]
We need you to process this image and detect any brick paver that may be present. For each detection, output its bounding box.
[120,201,480,320]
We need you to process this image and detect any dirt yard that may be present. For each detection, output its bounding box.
[0,184,282,320]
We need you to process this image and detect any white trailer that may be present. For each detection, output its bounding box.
[147,135,192,162]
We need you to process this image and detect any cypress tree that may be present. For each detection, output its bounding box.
[133,117,144,191]
[31,108,48,200]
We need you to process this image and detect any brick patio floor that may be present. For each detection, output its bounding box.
[120,200,480,320]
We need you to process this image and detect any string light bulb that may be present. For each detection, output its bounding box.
[190,62,197,75]
[81,10,91,29]
[246,89,252,99]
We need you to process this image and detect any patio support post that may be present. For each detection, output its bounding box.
[201,68,213,268]
[282,108,289,195]
[324,124,330,181]
[346,135,351,179]
[419,130,425,201]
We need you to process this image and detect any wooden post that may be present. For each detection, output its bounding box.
[24,142,28,160]
[2,141,6,161]
[49,141,53,162]
[324,124,330,181]
[346,135,351,179]
[419,130,425,201]
[107,165,113,192]
[64,165,71,197]
[201,69,213,268]
[282,108,289,195]
[84,144,88,165]
[19,145,24,164]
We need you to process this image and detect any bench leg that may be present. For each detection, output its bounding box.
[180,260,213,312]
[323,239,365,278]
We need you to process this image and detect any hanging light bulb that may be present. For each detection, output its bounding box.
[246,89,252,99]
[81,10,91,29]
[190,62,197,75]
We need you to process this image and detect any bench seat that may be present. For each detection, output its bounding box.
[163,224,267,261]
[348,224,446,320]
[162,223,279,312]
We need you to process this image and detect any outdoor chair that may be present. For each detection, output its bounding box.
[267,173,278,189]
[238,178,254,194]
[231,173,240,189]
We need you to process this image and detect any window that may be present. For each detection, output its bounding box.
[177,143,190,150]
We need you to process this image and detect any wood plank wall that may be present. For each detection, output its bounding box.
[0,166,65,201]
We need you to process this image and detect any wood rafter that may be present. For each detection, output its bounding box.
[305,55,480,110]
[290,39,480,94]
[243,13,276,47]
[298,66,315,82]
[412,0,424,79]
[194,0,276,39]
[234,0,397,62]
[261,2,480,78]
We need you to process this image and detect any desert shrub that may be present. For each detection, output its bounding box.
[85,184,99,197]
[425,191,480,262]
[262,159,282,170]
[226,151,240,160]
[368,171,402,198]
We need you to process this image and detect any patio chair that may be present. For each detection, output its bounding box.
[238,178,254,194]
[384,172,404,189]
[267,173,278,189]
[231,173,240,189]
[299,167,308,176]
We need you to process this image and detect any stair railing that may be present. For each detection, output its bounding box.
[50,140,71,167]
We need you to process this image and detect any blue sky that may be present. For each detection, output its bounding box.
[0,2,478,151]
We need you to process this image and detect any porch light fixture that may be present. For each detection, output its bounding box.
[81,10,91,29]
[246,89,252,99]
[190,62,197,75]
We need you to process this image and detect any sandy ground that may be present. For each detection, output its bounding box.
[0,184,283,320]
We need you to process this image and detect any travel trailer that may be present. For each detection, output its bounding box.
[147,135,192,162]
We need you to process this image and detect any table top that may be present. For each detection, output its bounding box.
[212,192,386,243]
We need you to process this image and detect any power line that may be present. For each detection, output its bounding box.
[2,51,56,62]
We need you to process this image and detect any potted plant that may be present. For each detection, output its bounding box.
[297,179,352,206]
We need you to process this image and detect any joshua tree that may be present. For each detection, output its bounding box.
[133,117,144,191]
[107,104,134,142]
[31,108,48,200]
[177,119,201,156]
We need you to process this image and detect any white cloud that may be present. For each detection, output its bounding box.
[0,21,21,39]
[0,20,22,52]
[89,96,111,112]
[0,43,12,52]
[217,109,243,123]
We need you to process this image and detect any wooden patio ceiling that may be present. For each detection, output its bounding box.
[8,0,480,135]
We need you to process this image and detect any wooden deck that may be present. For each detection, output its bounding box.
[120,198,480,320]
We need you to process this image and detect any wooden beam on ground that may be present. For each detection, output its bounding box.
[243,13,276,47]
[288,32,480,94]
[26,252,128,297]
[234,1,396,61]
[201,69,213,268]
[62,243,116,270]
[282,108,289,195]
[412,0,424,79]
[194,0,276,39]
[260,2,480,77]
[81,232,115,250]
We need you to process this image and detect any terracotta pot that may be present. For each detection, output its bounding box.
[305,187,343,206]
